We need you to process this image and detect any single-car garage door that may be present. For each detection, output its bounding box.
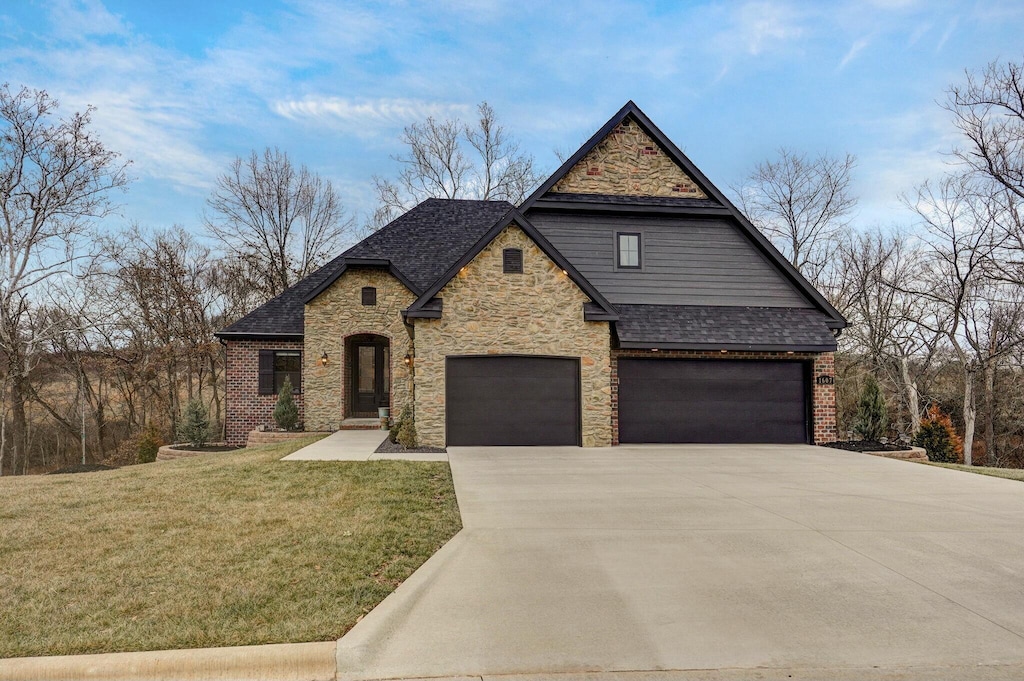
[446,356,580,446]
[618,358,808,444]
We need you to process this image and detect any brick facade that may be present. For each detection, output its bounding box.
[413,224,613,447]
[610,349,838,446]
[223,338,305,446]
[552,116,708,198]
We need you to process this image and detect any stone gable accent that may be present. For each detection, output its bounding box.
[552,116,708,198]
[304,269,415,431]
[413,224,612,447]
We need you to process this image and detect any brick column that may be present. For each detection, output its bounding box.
[811,352,837,444]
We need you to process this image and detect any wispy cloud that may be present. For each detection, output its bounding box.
[936,17,958,52]
[47,0,126,40]
[731,1,805,56]
[839,37,871,70]
[271,97,472,130]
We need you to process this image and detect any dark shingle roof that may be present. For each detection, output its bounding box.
[343,199,513,290]
[217,198,513,337]
[615,304,838,351]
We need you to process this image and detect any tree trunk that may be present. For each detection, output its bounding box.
[983,360,996,466]
[10,373,28,476]
[899,355,921,435]
[963,369,977,466]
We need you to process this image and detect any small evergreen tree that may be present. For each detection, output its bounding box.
[853,375,888,441]
[273,377,299,431]
[913,405,963,463]
[177,399,212,448]
[396,408,418,449]
[389,404,410,444]
[137,425,162,463]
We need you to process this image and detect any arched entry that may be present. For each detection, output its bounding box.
[345,334,390,417]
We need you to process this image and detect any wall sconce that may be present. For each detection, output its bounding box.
[404,353,413,367]
[320,352,329,366]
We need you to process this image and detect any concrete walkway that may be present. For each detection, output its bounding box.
[336,444,1024,680]
[280,429,447,461]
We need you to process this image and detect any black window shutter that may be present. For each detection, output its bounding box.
[258,350,275,395]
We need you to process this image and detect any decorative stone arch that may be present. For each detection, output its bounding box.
[342,331,394,418]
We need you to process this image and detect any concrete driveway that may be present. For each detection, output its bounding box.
[336,444,1024,680]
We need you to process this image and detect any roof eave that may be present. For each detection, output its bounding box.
[616,341,837,353]
[214,331,304,341]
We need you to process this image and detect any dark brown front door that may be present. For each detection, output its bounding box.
[352,341,390,417]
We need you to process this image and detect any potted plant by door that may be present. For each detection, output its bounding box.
[378,406,390,430]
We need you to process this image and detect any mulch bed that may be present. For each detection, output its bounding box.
[375,437,447,455]
[823,440,911,453]
[166,445,240,453]
[48,463,118,475]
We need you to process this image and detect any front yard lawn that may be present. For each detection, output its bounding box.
[925,461,1024,482]
[0,437,462,658]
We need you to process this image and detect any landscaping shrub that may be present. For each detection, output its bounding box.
[396,408,418,449]
[137,425,162,464]
[389,405,410,444]
[913,405,963,463]
[177,399,212,448]
[273,377,299,431]
[853,375,888,441]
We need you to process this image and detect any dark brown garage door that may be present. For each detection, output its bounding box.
[446,356,580,446]
[617,359,809,444]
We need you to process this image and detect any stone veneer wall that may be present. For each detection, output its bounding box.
[413,224,612,447]
[223,339,304,446]
[303,269,415,431]
[610,349,838,445]
[552,116,708,198]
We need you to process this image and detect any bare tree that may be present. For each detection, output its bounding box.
[904,174,1024,464]
[205,147,352,300]
[734,149,857,286]
[372,102,541,228]
[0,84,128,475]
[839,228,942,436]
[946,58,1024,199]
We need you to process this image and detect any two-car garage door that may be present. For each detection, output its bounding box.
[617,358,809,444]
[444,355,809,446]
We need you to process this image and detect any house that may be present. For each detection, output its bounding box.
[215,102,846,448]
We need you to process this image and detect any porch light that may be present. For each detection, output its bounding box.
[786,351,795,355]
[651,348,659,352]
[720,349,728,354]
[320,352,329,366]
[404,353,413,367]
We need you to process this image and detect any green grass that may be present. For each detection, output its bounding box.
[925,462,1024,481]
[0,437,462,658]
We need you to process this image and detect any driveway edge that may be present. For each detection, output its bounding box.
[0,640,337,681]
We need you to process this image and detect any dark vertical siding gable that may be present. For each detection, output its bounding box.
[527,212,813,308]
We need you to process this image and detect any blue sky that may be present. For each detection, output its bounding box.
[2,0,1023,243]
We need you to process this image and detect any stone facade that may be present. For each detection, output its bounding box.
[303,268,415,431]
[413,224,613,447]
[223,338,304,446]
[552,116,708,198]
[609,349,838,445]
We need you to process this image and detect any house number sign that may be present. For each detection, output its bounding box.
[815,375,835,385]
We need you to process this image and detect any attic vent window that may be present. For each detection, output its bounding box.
[361,286,377,306]
[503,248,523,274]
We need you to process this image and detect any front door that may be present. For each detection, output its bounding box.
[352,341,390,417]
